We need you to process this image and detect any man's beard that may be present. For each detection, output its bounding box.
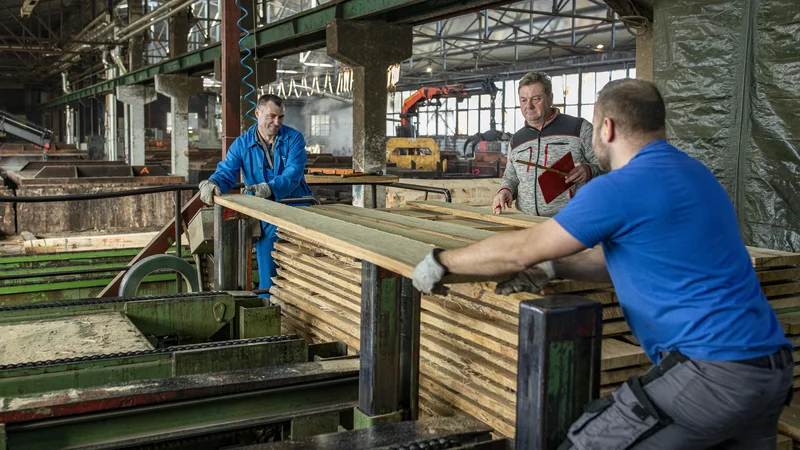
[595,140,612,172]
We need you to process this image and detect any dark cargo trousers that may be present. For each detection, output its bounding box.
[561,348,793,450]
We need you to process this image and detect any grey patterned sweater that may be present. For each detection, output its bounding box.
[499,109,602,217]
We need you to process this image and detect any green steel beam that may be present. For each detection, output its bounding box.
[38,0,515,109]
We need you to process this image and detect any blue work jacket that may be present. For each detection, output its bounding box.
[209,124,313,238]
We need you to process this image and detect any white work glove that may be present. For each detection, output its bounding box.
[494,261,556,295]
[246,182,272,199]
[412,249,448,295]
[198,179,221,205]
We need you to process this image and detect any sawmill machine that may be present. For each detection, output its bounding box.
[0,291,359,449]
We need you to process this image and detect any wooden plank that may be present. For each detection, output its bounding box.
[776,434,792,450]
[600,364,650,385]
[764,282,800,298]
[421,328,518,391]
[308,207,474,249]
[779,313,800,335]
[305,175,399,185]
[601,339,649,371]
[23,232,185,254]
[419,374,516,438]
[320,204,495,242]
[602,320,631,337]
[771,296,800,312]
[271,284,361,340]
[421,307,518,361]
[278,232,361,267]
[748,246,800,269]
[274,266,361,315]
[779,403,800,441]
[419,354,516,419]
[270,292,361,351]
[216,194,430,279]
[273,252,361,295]
[757,267,800,283]
[274,242,361,282]
[408,200,547,228]
[422,295,518,346]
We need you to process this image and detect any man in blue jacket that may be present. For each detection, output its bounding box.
[198,94,312,297]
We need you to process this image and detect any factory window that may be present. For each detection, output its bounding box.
[383,66,635,151]
[309,114,330,137]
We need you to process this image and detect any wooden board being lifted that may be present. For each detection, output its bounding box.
[215,195,492,284]
[407,201,547,228]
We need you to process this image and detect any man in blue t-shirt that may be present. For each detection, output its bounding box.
[412,79,792,449]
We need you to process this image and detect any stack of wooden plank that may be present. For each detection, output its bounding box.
[212,196,800,440]
[265,201,800,437]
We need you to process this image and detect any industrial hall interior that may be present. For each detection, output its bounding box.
[1,0,800,448]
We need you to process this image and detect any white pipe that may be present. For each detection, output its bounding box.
[116,0,190,37]
[116,0,196,42]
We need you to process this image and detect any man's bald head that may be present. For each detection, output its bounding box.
[595,79,666,137]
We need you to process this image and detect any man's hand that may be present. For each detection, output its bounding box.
[492,189,513,215]
[198,179,221,205]
[565,164,591,184]
[494,261,556,295]
[246,183,272,199]
[412,249,448,295]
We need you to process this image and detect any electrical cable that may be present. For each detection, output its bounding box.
[236,0,257,125]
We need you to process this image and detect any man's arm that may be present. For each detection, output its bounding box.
[579,121,603,179]
[268,132,307,200]
[552,246,610,282]
[438,219,587,276]
[208,142,244,193]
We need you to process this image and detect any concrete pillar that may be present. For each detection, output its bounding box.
[207,93,219,141]
[128,0,144,71]
[240,58,277,131]
[636,26,654,81]
[327,20,412,208]
[117,85,157,166]
[155,74,203,178]
[65,105,75,145]
[169,9,190,57]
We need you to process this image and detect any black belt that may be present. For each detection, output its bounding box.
[641,347,792,386]
[732,347,792,370]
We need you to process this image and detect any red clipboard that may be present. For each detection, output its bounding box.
[537,152,575,204]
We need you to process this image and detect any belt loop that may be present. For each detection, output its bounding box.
[768,353,776,371]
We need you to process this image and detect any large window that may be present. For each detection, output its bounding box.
[386,66,636,140]
[309,114,330,137]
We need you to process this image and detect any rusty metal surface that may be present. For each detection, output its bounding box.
[0,354,357,423]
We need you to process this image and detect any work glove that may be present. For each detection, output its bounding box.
[246,182,272,199]
[412,249,448,295]
[494,261,556,295]
[198,179,221,205]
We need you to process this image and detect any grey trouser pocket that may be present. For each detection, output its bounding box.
[564,379,670,450]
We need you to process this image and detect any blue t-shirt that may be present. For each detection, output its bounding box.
[554,140,790,364]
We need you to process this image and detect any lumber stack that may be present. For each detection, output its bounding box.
[209,196,800,439]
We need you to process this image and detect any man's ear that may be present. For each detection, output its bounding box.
[603,118,615,142]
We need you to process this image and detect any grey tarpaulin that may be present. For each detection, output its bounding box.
[653,0,800,251]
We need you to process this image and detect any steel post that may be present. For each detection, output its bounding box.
[398,276,420,420]
[174,190,182,293]
[213,204,238,290]
[515,296,602,450]
[358,262,402,421]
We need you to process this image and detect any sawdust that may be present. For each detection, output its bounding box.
[0,313,153,365]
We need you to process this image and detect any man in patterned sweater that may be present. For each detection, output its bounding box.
[492,72,603,217]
